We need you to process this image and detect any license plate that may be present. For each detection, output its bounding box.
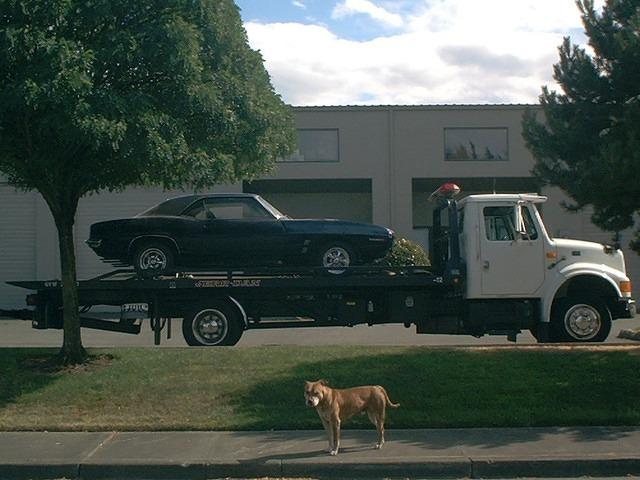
[121,303,149,319]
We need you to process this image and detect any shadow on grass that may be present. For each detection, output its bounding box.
[0,349,61,409]
[0,349,112,410]
[231,347,640,449]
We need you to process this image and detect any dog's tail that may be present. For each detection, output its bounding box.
[380,386,400,408]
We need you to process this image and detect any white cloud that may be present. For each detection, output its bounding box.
[245,0,599,105]
[332,0,404,28]
[292,1,306,9]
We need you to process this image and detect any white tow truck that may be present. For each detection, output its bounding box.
[9,183,636,345]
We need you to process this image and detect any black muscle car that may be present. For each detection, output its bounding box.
[86,193,394,277]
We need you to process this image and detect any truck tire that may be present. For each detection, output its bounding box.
[550,296,611,343]
[182,301,243,346]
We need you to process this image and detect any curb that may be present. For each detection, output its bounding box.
[470,458,640,479]
[3,457,640,479]
[0,464,79,480]
[280,459,470,479]
[618,328,640,341]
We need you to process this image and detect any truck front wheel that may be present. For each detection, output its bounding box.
[550,297,611,343]
[182,301,243,346]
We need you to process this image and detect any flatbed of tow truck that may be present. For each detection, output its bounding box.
[9,265,453,293]
[8,265,463,347]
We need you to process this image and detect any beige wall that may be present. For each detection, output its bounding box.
[272,108,392,226]
[280,105,538,237]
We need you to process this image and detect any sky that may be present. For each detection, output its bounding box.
[234,0,603,106]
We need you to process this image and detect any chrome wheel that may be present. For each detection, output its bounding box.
[138,247,167,271]
[564,303,601,340]
[191,309,229,346]
[322,246,352,268]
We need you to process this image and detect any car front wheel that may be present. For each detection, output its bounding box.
[133,242,174,279]
[319,243,356,273]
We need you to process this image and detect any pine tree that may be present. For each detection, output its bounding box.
[522,0,640,248]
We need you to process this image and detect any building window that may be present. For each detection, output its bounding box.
[444,128,508,161]
[280,129,339,163]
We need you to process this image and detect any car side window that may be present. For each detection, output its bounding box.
[204,198,271,220]
[183,200,215,220]
[483,206,515,241]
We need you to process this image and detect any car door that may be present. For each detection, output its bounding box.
[479,203,545,296]
[199,197,286,266]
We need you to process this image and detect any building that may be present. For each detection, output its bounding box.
[1,104,638,308]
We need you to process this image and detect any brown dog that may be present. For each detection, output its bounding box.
[304,379,399,456]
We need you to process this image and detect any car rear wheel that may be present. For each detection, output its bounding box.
[133,242,174,279]
[182,301,243,346]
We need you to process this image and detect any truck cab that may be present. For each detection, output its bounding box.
[430,183,635,342]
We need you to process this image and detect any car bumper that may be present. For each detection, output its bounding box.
[85,238,129,264]
[361,236,394,262]
[86,239,102,248]
[611,297,636,319]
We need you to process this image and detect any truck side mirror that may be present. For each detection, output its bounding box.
[514,204,528,240]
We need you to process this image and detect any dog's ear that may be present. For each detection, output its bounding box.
[319,379,329,386]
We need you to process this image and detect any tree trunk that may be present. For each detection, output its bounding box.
[54,212,87,365]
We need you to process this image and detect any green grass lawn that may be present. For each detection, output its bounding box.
[1,346,639,431]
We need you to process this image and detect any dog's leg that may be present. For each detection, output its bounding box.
[320,416,333,453]
[376,417,385,449]
[368,411,385,449]
[329,416,341,455]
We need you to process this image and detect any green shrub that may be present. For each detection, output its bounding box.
[379,237,430,267]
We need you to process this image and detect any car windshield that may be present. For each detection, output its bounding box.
[137,196,198,217]
[255,196,286,219]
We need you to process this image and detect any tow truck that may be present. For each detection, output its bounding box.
[8,183,636,346]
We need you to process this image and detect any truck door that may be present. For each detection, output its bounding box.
[479,204,545,296]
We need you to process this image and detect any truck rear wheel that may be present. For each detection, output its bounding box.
[182,301,243,346]
[550,297,611,343]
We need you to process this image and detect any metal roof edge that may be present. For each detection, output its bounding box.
[291,104,540,112]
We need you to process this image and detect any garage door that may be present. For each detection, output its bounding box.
[0,185,37,309]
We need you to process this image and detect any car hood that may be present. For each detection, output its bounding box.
[282,218,393,236]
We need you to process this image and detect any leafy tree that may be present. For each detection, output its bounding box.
[522,0,640,247]
[0,0,296,364]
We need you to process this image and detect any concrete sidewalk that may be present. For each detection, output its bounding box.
[1,427,640,479]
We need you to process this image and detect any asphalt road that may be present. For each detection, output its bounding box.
[1,315,639,348]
